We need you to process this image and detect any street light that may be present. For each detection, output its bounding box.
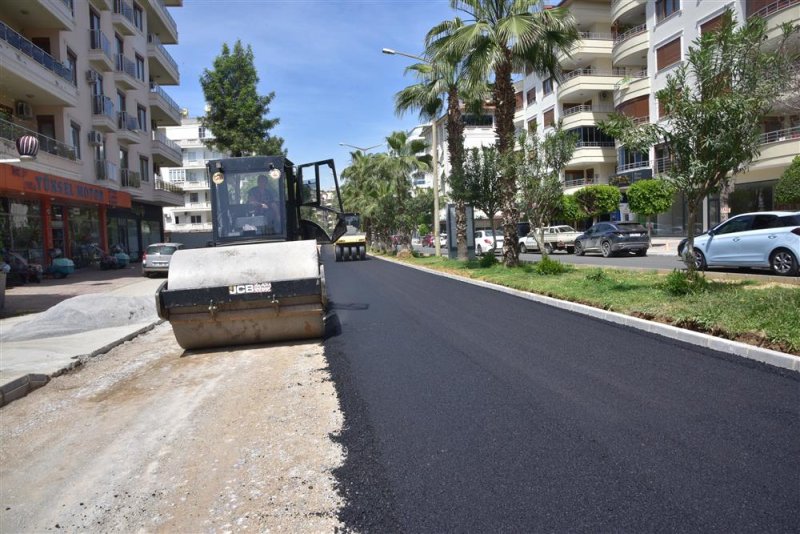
[339,142,383,152]
[383,48,442,257]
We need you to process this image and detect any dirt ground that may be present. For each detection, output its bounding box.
[0,323,345,533]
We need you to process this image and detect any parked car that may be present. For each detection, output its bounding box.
[676,211,800,276]
[518,225,582,254]
[474,229,504,255]
[142,243,184,277]
[574,222,650,257]
[439,233,447,247]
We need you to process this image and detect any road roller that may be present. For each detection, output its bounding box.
[334,214,367,261]
[156,155,349,350]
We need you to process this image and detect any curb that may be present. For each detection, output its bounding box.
[0,320,163,408]
[375,256,800,373]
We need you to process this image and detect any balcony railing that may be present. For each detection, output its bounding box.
[89,29,114,62]
[561,67,647,81]
[577,31,615,40]
[116,54,137,78]
[614,24,647,45]
[149,82,180,115]
[95,159,118,181]
[562,104,614,116]
[153,0,179,36]
[654,157,673,174]
[152,129,181,152]
[155,177,183,193]
[0,117,76,160]
[759,125,800,144]
[118,111,141,131]
[0,21,74,84]
[92,95,116,119]
[147,33,179,74]
[748,0,799,18]
[564,177,596,188]
[60,0,75,14]
[120,169,141,188]
[616,160,651,172]
[575,140,616,148]
[113,0,135,23]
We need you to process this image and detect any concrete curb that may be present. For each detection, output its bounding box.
[375,256,800,373]
[0,320,163,407]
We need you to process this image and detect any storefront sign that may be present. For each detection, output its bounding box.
[0,164,131,208]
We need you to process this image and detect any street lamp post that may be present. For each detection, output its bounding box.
[382,48,442,256]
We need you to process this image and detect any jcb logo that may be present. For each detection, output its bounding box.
[229,282,272,295]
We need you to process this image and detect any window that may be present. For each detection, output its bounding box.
[133,4,143,31]
[120,147,129,169]
[189,192,199,203]
[655,0,680,22]
[135,54,145,81]
[140,156,149,182]
[117,91,126,114]
[198,126,207,139]
[526,88,536,106]
[515,92,523,111]
[656,37,681,71]
[543,78,553,96]
[527,119,537,132]
[191,215,202,224]
[137,105,147,131]
[89,8,101,31]
[543,108,555,127]
[700,14,724,34]
[70,122,81,159]
[716,215,753,235]
[67,49,77,86]
[187,151,198,163]
[567,126,615,146]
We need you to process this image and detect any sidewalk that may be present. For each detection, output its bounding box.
[0,267,164,405]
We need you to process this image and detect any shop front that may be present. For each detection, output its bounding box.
[0,163,132,269]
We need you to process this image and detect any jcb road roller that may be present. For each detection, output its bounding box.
[156,156,351,350]
[334,213,367,261]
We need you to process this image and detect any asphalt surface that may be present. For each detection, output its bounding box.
[322,249,800,533]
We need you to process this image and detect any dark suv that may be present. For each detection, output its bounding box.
[574,222,650,257]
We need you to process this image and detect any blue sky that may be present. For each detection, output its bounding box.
[169,0,456,182]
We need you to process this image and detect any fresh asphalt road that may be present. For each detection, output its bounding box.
[322,248,799,533]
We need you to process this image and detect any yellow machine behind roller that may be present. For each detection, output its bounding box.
[156,155,353,350]
[334,214,367,261]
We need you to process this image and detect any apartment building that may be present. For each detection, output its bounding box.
[515,0,799,235]
[0,0,183,267]
[162,116,229,248]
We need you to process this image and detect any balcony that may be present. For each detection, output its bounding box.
[750,126,800,170]
[92,95,116,132]
[116,111,141,145]
[559,32,614,69]
[151,130,182,167]
[181,179,210,190]
[112,0,138,35]
[561,104,613,130]
[613,73,650,107]
[145,0,179,44]
[0,116,76,161]
[0,22,78,107]
[613,24,649,67]
[611,0,647,26]
[167,222,213,232]
[153,177,184,206]
[88,29,114,71]
[563,176,596,189]
[149,82,181,126]
[95,159,118,181]
[748,0,800,45]
[2,1,75,31]
[120,168,142,189]
[570,140,616,166]
[89,0,113,10]
[558,68,627,100]
[147,34,179,85]
[115,54,142,89]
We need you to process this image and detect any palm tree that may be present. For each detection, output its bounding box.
[394,52,486,260]
[384,131,431,250]
[429,0,579,266]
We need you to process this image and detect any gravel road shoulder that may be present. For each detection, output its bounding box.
[0,323,345,533]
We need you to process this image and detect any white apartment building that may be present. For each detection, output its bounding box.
[516,0,799,234]
[0,0,183,266]
[161,116,229,247]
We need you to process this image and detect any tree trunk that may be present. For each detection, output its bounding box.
[494,51,520,267]
[446,87,468,261]
[683,201,698,276]
[456,199,467,259]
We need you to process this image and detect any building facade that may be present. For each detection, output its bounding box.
[0,0,183,268]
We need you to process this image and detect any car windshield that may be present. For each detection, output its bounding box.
[148,245,179,255]
[616,223,648,232]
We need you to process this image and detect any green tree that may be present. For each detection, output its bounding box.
[200,40,284,157]
[599,10,798,270]
[512,127,577,258]
[384,131,431,250]
[775,156,800,209]
[429,0,579,266]
[574,185,621,224]
[464,146,503,248]
[626,179,675,237]
[394,49,486,260]
[558,194,584,228]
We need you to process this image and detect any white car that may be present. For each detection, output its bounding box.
[474,230,504,255]
[678,211,800,276]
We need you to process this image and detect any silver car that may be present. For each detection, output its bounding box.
[142,243,184,277]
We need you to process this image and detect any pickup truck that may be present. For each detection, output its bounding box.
[518,225,581,254]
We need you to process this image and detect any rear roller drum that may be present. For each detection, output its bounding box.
[335,245,343,262]
[358,245,366,260]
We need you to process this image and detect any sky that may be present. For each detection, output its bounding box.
[169,0,457,183]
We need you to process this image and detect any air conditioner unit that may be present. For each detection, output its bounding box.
[87,130,104,145]
[15,101,33,120]
[599,91,609,100]
[85,70,100,83]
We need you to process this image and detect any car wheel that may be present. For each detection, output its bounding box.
[519,244,527,254]
[635,249,647,257]
[770,249,799,276]
[574,241,585,256]
[692,249,707,271]
[335,245,342,262]
[358,245,366,260]
[601,241,613,258]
